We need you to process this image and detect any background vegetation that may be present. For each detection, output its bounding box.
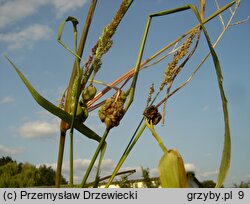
[1,156,248,188]
[0,156,67,187]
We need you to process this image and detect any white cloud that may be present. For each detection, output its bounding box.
[62,158,116,176]
[0,0,47,29]
[185,163,197,172]
[0,0,88,30]
[0,24,53,51]
[52,0,88,18]
[38,158,115,183]
[200,170,218,178]
[0,96,15,104]
[18,120,59,139]
[0,144,25,155]
[149,163,197,178]
[149,168,159,178]
[0,0,87,51]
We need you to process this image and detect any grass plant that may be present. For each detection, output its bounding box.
[5,0,245,188]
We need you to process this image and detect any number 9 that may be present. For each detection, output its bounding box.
[238,191,244,199]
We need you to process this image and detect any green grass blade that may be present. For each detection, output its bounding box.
[57,16,83,61]
[145,120,168,153]
[188,4,231,188]
[80,128,110,188]
[105,121,146,187]
[94,142,107,188]
[5,56,102,143]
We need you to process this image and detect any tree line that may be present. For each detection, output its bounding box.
[0,156,67,187]
[1,156,249,188]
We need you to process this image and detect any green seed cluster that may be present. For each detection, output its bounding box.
[71,101,88,122]
[82,85,97,102]
[71,85,97,122]
[99,92,126,129]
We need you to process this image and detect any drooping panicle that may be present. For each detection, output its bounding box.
[160,28,198,90]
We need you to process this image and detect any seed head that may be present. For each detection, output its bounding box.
[92,0,132,72]
[146,83,155,105]
[143,105,162,125]
[98,91,126,129]
[160,28,198,90]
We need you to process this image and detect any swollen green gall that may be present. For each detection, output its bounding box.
[70,100,88,122]
[82,85,97,102]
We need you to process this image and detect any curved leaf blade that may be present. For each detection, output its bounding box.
[5,56,101,142]
[188,4,231,188]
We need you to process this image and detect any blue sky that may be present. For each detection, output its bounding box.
[0,0,249,186]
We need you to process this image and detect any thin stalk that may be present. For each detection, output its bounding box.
[69,131,74,187]
[145,120,168,153]
[215,0,225,28]
[142,46,179,70]
[85,169,136,187]
[56,0,97,188]
[125,15,151,112]
[105,122,146,188]
[61,0,98,131]
[69,20,80,188]
[91,80,119,90]
[93,142,107,188]
[80,128,110,188]
[56,130,66,187]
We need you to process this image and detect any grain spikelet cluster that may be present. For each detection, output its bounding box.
[160,28,198,90]
[92,0,132,72]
